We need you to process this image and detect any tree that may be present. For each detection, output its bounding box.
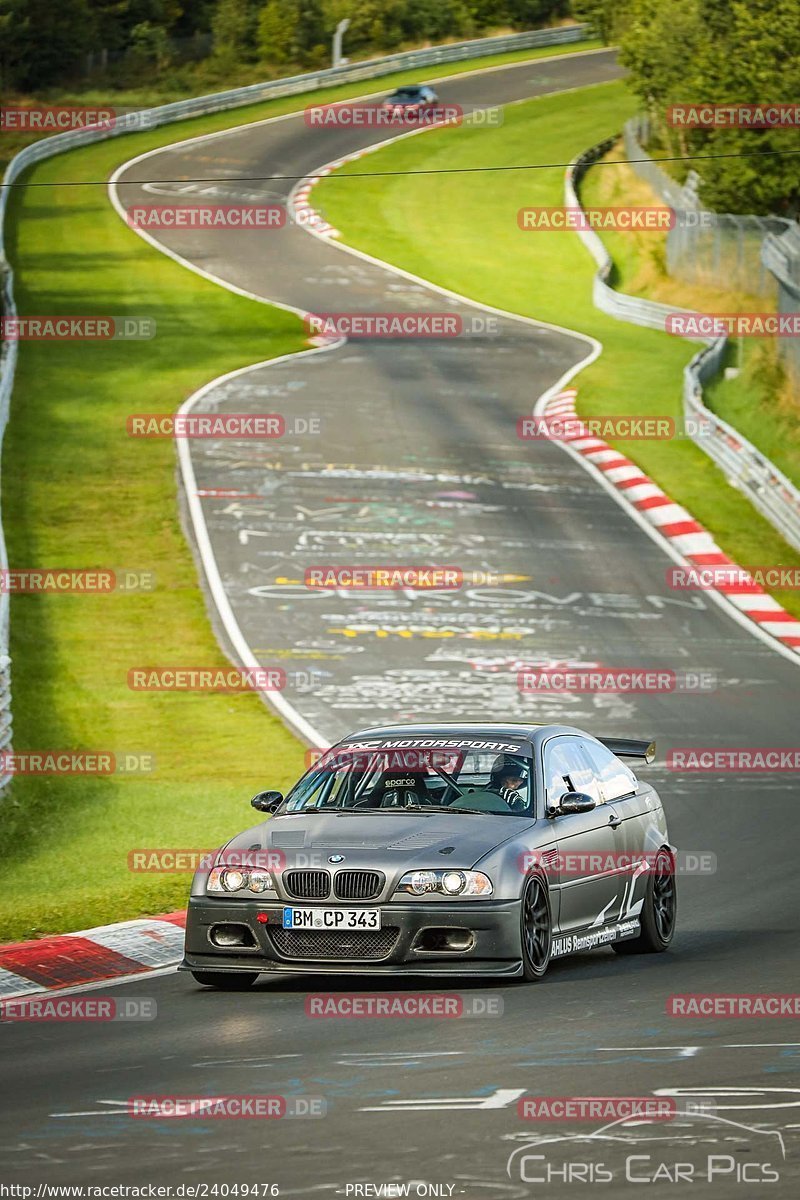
[504,0,567,32]
[570,0,629,45]
[618,0,800,214]
[257,0,298,62]
[1,0,97,90]
[212,0,258,64]
[128,20,171,69]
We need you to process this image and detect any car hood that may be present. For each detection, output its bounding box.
[225,810,531,871]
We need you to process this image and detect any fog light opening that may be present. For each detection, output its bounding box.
[209,923,257,949]
[415,927,475,953]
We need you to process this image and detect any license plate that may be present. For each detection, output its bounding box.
[283,907,381,931]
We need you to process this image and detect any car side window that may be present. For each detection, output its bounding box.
[582,740,637,802]
[543,737,600,807]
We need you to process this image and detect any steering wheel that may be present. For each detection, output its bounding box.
[503,788,528,812]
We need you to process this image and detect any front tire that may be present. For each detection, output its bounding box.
[521,874,552,980]
[191,970,259,989]
[613,847,677,955]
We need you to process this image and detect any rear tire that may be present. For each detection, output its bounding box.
[191,970,259,989]
[613,847,676,955]
[520,874,552,980]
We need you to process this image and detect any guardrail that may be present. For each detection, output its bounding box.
[0,263,15,782]
[568,136,800,556]
[0,23,592,793]
[683,343,800,554]
[567,139,702,333]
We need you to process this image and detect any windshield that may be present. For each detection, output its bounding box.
[391,89,422,100]
[283,742,534,817]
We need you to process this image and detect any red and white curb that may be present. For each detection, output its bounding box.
[289,119,456,236]
[293,164,342,238]
[0,911,185,1000]
[542,389,800,655]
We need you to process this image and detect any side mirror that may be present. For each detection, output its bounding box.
[558,791,596,815]
[251,790,283,814]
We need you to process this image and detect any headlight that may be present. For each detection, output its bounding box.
[247,870,272,893]
[407,870,438,895]
[207,867,275,894]
[222,868,245,892]
[394,870,493,898]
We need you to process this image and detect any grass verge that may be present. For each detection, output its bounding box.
[0,138,309,942]
[313,79,800,619]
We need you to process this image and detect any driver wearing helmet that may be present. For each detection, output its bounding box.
[488,753,530,811]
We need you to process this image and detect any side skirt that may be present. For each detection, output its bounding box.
[550,918,641,959]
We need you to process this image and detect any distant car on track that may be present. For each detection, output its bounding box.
[381,85,439,117]
[182,723,677,988]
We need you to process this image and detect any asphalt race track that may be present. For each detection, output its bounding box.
[2,47,799,1196]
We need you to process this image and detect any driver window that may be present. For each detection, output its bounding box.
[543,737,600,806]
[582,740,637,802]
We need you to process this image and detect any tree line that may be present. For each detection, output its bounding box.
[0,0,570,92]
[577,0,799,215]
[2,0,795,216]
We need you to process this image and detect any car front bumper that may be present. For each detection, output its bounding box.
[180,897,523,977]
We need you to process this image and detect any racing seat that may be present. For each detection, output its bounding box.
[363,769,434,809]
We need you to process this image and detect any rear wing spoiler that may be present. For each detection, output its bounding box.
[598,737,656,764]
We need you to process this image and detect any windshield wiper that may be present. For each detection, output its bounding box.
[282,806,394,815]
[283,804,502,816]
[374,804,491,815]
[438,806,496,815]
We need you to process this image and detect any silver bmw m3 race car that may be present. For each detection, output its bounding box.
[181,723,677,987]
